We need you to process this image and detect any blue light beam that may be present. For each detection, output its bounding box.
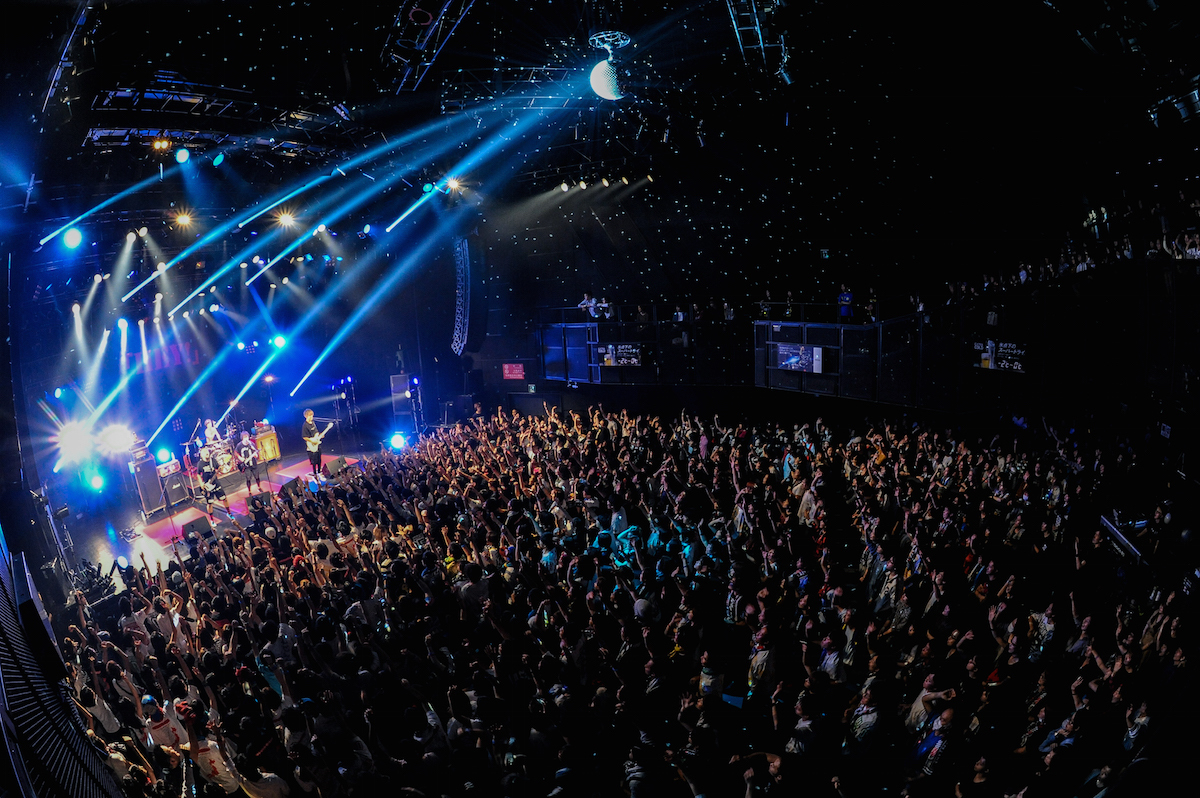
[39,170,180,246]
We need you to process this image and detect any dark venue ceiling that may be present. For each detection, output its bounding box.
[5,1,1200,306]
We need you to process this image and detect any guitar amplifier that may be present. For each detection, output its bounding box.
[157,458,181,478]
[255,430,280,462]
[163,472,190,506]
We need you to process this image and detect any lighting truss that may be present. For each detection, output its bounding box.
[725,0,784,69]
[41,2,96,117]
[379,0,477,94]
[86,72,379,163]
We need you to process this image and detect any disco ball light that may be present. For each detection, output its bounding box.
[590,60,623,101]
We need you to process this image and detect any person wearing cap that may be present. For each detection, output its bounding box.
[137,693,186,749]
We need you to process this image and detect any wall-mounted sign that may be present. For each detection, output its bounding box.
[776,343,823,373]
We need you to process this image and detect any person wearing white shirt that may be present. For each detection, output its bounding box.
[185,713,241,794]
[139,695,187,749]
[577,292,598,317]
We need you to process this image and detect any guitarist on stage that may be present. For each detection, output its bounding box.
[301,409,325,480]
[197,446,231,519]
[236,430,263,494]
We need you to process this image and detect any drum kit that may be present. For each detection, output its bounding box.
[183,420,246,478]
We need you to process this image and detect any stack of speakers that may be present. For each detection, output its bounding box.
[130,457,190,516]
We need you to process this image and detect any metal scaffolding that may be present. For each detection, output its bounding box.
[725,0,785,75]
[85,73,378,163]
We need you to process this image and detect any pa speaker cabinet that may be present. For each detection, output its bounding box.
[131,457,165,515]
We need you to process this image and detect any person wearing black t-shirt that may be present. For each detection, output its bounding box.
[197,447,230,518]
[301,408,322,478]
[236,431,263,493]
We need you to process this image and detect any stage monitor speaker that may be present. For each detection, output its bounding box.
[325,456,348,477]
[285,476,307,496]
[182,517,213,539]
[164,473,190,506]
[131,457,165,515]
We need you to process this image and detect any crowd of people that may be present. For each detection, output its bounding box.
[61,404,1190,797]
[576,295,739,324]
[899,193,1200,317]
[588,191,1200,328]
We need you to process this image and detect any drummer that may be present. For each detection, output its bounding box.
[203,418,222,445]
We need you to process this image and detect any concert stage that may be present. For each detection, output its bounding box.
[68,453,359,578]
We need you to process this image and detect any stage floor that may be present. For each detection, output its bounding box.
[66,453,358,577]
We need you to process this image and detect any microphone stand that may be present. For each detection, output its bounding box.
[187,418,202,447]
[158,470,183,567]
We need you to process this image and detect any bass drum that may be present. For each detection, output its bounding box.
[213,441,236,475]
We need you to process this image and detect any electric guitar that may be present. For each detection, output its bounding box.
[237,444,259,471]
[305,422,334,453]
